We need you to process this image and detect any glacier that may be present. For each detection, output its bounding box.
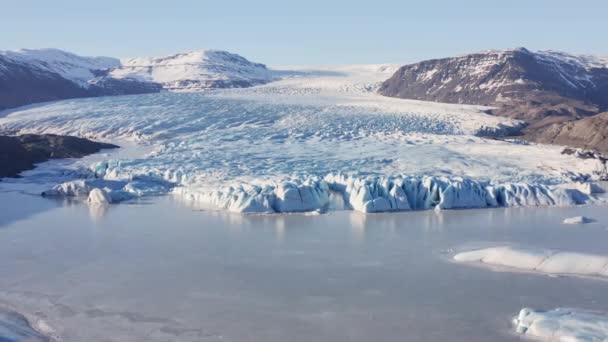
[1,64,606,214]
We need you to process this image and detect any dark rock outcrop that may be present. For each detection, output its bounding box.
[0,134,118,178]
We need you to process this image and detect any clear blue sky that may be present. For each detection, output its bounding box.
[1,0,606,65]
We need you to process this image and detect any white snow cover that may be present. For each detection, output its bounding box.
[514,308,608,342]
[110,50,273,91]
[0,48,119,86]
[453,246,608,279]
[1,63,606,213]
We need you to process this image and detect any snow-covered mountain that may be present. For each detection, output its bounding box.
[379,48,608,119]
[0,48,162,110]
[109,50,273,91]
[0,48,274,110]
[1,48,121,87]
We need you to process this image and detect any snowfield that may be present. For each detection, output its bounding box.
[0,64,606,213]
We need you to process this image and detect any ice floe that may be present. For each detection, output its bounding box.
[0,309,50,342]
[514,308,608,342]
[453,246,608,279]
[563,216,595,224]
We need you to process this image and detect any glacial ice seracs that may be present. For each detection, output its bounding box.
[43,172,600,214]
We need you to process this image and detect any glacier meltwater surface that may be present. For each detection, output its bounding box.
[0,65,605,213]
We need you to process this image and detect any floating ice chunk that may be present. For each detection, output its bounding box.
[42,177,174,204]
[42,179,93,197]
[453,246,552,270]
[87,188,112,205]
[0,309,50,342]
[563,216,595,224]
[453,246,608,279]
[514,308,608,342]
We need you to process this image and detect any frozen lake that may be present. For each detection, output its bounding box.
[1,191,608,341]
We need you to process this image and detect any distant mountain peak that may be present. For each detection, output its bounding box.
[111,49,272,91]
[379,48,608,121]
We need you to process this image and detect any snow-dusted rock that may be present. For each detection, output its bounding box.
[563,216,594,224]
[453,246,608,279]
[514,308,608,342]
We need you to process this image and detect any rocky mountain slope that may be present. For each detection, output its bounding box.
[0,48,273,110]
[527,112,608,152]
[109,50,273,91]
[379,48,608,150]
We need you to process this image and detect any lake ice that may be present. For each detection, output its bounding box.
[0,192,608,341]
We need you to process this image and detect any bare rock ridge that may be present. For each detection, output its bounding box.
[0,48,272,110]
[379,48,608,151]
[0,134,118,178]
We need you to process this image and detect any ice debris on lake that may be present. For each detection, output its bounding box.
[0,309,50,342]
[563,216,595,224]
[87,188,112,205]
[42,176,174,205]
[514,308,608,342]
[453,246,608,279]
